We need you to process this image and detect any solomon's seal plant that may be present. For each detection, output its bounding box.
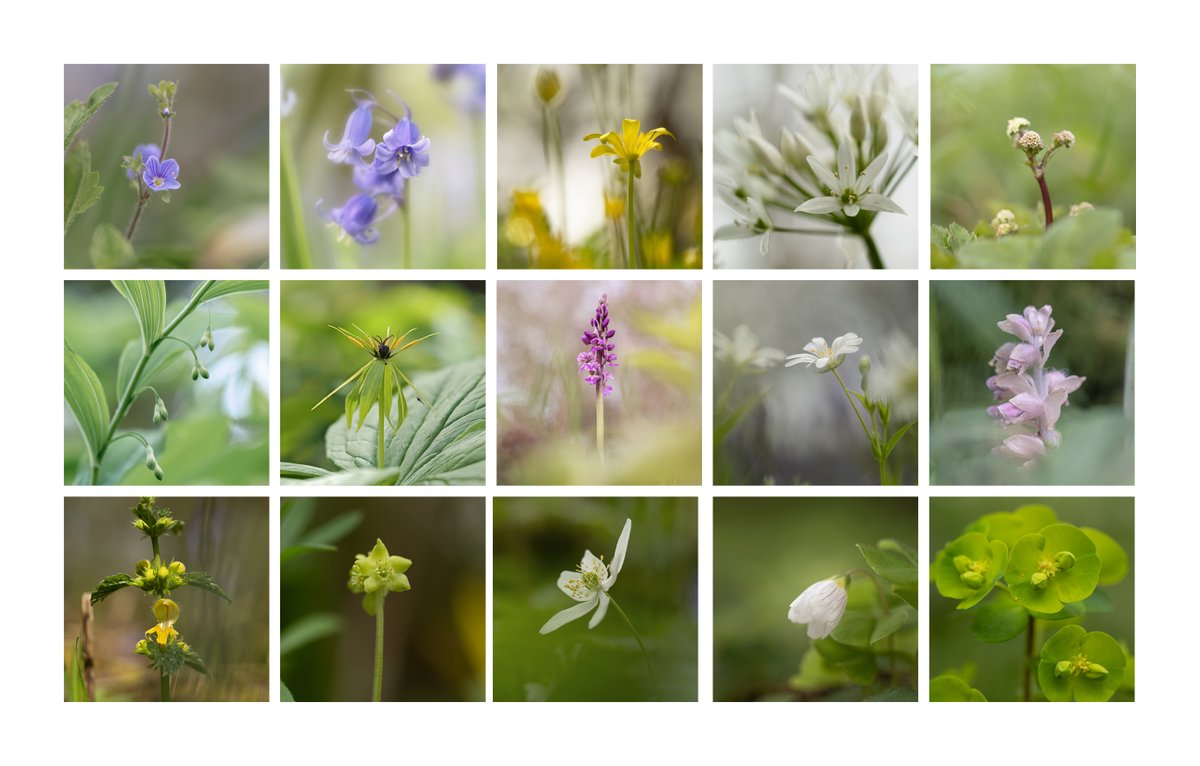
[987,304,1084,469]
[89,498,230,702]
[785,331,916,484]
[931,504,1130,702]
[787,538,918,700]
[347,539,412,702]
[577,294,618,463]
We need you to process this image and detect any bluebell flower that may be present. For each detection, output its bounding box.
[142,155,181,191]
[431,64,486,113]
[324,93,377,165]
[373,114,430,178]
[353,164,406,204]
[319,193,380,244]
[126,143,160,180]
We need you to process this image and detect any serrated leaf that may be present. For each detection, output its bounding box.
[856,543,918,585]
[112,280,166,353]
[65,81,118,151]
[64,342,109,468]
[181,645,209,675]
[180,571,231,602]
[280,613,342,655]
[90,573,136,604]
[64,141,104,233]
[970,598,1029,643]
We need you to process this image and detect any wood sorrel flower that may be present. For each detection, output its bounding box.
[787,577,848,639]
[578,293,618,396]
[540,518,632,634]
[324,92,376,165]
[142,155,181,192]
[319,193,381,245]
[795,140,904,218]
[373,111,431,178]
[785,332,863,373]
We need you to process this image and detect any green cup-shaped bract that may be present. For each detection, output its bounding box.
[934,532,1008,610]
[1037,625,1126,702]
[1082,526,1129,586]
[966,504,1057,549]
[929,674,987,702]
[1006,524,1100,613]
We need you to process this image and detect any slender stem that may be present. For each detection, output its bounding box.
[626,172,637,269]
[1035,170,1054,228]
[595,386,605,465]
[377,407,386,469]
[607,594,657,696]
[1024,614,1036,702]
[373,598,385,702]
[160,669,170,702]
[830,370,874,448]
[126,114,173,243]
[402,202,412,269]
[860,230,884,270]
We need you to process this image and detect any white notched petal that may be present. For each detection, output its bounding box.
[784,353,818,367]
[806,338,828,354]
[604,518,633,588]
[588,591,611,629]
[859,194,906,214]
[830,332,863,357]
[539,597,599,634]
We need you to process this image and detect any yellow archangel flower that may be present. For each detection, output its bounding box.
[146,598,181,645]
[584,118,674,179]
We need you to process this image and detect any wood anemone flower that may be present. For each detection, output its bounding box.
[312,324,436,434]
[584,118,674,179]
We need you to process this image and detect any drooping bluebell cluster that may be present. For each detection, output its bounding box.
[318,90,431,245]
[578,293,618,397]
[431,64,486,114]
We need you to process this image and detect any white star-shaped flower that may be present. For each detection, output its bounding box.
[785,332,863,373]
[795,140,905,218]
[540,518,632,634]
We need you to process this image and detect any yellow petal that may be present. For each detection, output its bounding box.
[621,118,641,153]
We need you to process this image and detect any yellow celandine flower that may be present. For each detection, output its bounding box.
[603,192,625,220]
[146,598,181,645]
[584,118,674,179]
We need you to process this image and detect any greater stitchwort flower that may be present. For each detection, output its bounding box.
[785,332,862,372]
[347,538,413,701]
[714,325,785,372]
[787,577,848,639]
[540,518,632,634]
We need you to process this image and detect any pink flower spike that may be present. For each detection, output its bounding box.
[1023,305,1055,337]
[994,433,1047,468]
[998,314,1035,344]
[1005,344,1040,372]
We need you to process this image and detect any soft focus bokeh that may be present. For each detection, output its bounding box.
[493,497,697,701]
[714,497,917,701]
[931,281,1134,484]
[280,280,484,472]
[714,64,918,269]
[63,281,269,485]
[64,65,269,269]
[715,280,918,485]
[282,64,484,268]
[64,497,269,701]
[498,64,702,268]
[280,497,484,702]
[498,281,701,484]
[929,497,1134,701]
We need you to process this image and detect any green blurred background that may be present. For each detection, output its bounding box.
[493,497,697,701]
[929,497,1134,702]
[498,281,701,484]
[64,497,268,701]
[280,497,484,702]
[64,281,269,485]
[65,64,269,269]
[713,497,917,701]
[931,280,1134,484]
[282,64,484,268]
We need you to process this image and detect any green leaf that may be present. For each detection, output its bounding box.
[857,543,917,585]
[181,644,210,675]
[301,510,364,549]
[66,637,88,702]
[64,81,118,151]
[180,571,231,603]
[116,339,186,397]
[282,467,402,486]
[967,504,1058,549]
[194,280,269,305]
[89,223,137,269]
[892,584,919,609]
[831,608,912,647]
[280,127,312,268]
[715,386,770,444]
[970,598,1029,643]
[281,681,295,702]
[866,686,917,702]
[64,141,104,233]
[325,359,485,485]
[1082,526,1129,586]
[280,462,331,479]
[280,542,337,563]
[881,420,915,459]
[929,674,987,702]
[90,573,136,604]
[788,646,849,692]
[64,342,110,469]
[112,280,166,353]
[812,638,876,684]
[870,609,911,644]
[280,613,342,655]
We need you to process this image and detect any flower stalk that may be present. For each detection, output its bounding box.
[347,539,412,702]
[126,81,180,243]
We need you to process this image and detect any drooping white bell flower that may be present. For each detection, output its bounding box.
[788,577,849,639]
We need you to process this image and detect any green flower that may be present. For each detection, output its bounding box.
[1005,524,1100,613]
[348,539,412,615]
[1037,625,1125,701]
[934,533,1008,609]
[929,674,987,702]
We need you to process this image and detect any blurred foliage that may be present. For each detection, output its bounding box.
[281,281,484,477]
[494,497,697,701]
[64,497,268,701]
[931,280,1133,484]
[714,497,917,701]
[498,65,702,268]
[714,281,917,485]
[282,64,484,268]
[498,281,701,484]
[930,498,1134,702]
[931,65,1135,269]
[63,281,269,485]
[64,65,269,269]
[280,498,484,701]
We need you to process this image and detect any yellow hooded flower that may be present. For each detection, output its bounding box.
[145,598,180,645]
[584,118,674,179]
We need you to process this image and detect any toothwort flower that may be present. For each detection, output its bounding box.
[374,112,431,178]
[987,305,1085,467]
[795,140,904,218]
[540,518,632,634]
[324,93,377,165]
[142,155,181,192]
[578,293,618,396]
[785,332,863,373]
[126,143,160,180]
[318,193,381,245]
[788,577,848,639]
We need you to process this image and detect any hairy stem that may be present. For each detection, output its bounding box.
[373,598,385,702]
[626,172,637,269]
[607,594,657,696]
[596,386,605,465]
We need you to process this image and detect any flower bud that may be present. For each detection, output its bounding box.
[1006,117,1031,139]
[952,555,973,574]
[145,447,157,470]
[850,98,868,144]
[1053,130,1075,148]
[1030,571,1049,588]
[191,366,200,381]
[960,571,985,589]
[197,361,209,379]
[535,68,561,104]
[169,560,186,575]
[136,559,152,576]
[1018,131,1044,155]
[1085,662,1109,679]
[135,639,152,657]
[1055,660,1072,677]
[1069,202,1094,217]
[991,209,1019,237]
[154,465,164,481]
[859,355,871,376]
[1054,551,1076,570]
[780,128,812,170]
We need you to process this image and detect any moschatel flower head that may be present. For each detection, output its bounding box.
[785,332,863,373]
[142,155,181,192]
[540,518,632,634]
[584,118,675,179]
[373,110,431,178]
[324,91,377,165]
[787,577,848,639]
[795,140,904,218]
[578,293,618,396]
[348,538,412,615]
[318,193,381,245]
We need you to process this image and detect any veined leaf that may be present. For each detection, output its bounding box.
[64,141,104,233]
[65,81,118,151]
[112,280,166,353]
[280,462,331,480]
[116,339,186,398]
[90,573,136,604]
[64,342,109,468]
[193,280,269,305]
[856,543,918,585]
[282,467,402,486]
[181,571,231,603]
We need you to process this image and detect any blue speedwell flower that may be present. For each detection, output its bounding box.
[353,164,405,204]
[324,93,377,165]
[126,143,160,180]
[142,155,181,191]
[373,115,430,178]
[319,193,380,244]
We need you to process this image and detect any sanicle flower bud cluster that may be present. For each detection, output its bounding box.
[1005,116,1076,228]
[987,305,1085,468]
